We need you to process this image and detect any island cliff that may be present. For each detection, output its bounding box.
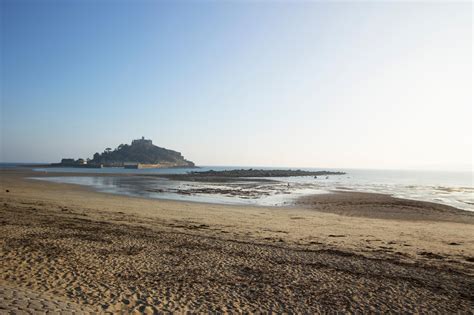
[53,137,195,168]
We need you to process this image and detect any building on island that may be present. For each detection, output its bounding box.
[59,158,87,166]
[132,136,153,146]
[60,158,75,165]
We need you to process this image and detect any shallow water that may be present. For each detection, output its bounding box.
[29,166,474,211]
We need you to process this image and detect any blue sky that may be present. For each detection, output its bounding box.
[1,1,472,170]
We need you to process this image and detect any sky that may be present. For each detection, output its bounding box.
[0,1,472,171]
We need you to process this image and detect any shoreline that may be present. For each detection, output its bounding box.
[1,168,473,312]
[29,175,474,223]
[21,167,474,216]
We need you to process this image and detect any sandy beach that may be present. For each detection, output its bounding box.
[1,168,473,313]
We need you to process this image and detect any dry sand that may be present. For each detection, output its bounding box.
[1,169,473,313]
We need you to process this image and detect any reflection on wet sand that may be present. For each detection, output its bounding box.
[31,174,474,211]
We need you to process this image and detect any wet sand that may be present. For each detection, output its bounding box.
[297,191,474,223]
[1,169,473,312]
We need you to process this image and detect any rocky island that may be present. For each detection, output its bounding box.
[52,137,195,169]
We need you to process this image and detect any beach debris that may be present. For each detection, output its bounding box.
[5,189,9,193]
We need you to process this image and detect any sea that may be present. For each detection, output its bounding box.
[3,164,470,211]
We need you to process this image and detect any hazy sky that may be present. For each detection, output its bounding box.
[1,1,472,170]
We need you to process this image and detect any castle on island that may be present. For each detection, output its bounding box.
[132,136,153,146]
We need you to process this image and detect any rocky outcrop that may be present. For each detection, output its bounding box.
[160,169,345,182]
[89,137,195,168]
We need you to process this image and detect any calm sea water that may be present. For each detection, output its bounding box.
[19,165,473,211]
